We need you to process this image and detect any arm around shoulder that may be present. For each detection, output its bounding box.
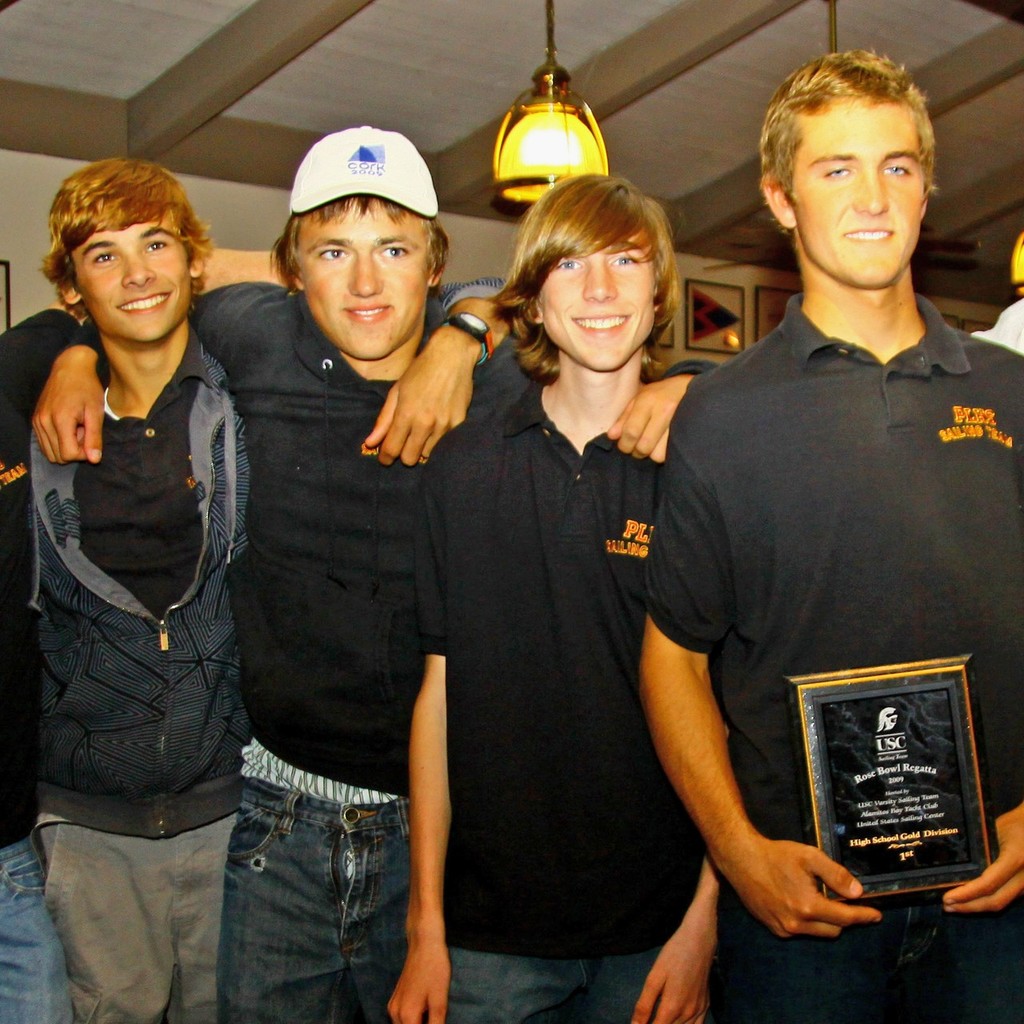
[0,307,82,420]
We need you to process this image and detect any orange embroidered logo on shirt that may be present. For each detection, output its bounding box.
[0,458,27,489]
[938,406,1013,448]
[606,519,653,559]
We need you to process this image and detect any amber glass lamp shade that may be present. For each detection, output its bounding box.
[493,63,608,205]
[1012,230,1024,295]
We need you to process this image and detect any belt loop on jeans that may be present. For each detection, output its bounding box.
[274,789,301,837]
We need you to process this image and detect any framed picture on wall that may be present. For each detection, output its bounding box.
[755,286,796,341]
[1,260,9,330]
[686,280,744,354]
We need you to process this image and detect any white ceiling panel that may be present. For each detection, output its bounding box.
[0,0,251,97]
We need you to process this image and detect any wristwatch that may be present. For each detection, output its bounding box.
[441,311,494,365]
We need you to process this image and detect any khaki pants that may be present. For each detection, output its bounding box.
[39,816,233,1024]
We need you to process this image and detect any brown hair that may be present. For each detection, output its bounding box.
[496,175,680,384]
[760,49,935,200]
[43,158,211,312]
[272,195,449,290]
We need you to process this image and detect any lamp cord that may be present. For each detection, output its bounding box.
[546,0,557,64]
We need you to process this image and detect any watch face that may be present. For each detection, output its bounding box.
[455,312,488,334]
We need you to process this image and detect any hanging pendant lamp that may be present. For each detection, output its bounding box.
[493,0,608,205]
[1011,231,1024,295]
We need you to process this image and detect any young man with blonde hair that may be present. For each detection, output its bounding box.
[390,175,715,1024]
[641,50,1024,1023]
[31,157,249,1023]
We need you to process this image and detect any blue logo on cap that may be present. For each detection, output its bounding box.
[348,145,386,176]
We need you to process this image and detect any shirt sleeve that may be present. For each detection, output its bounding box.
[439,277,505,311]
[645,387,735,653]
[664,357,717,378]
[0,309,82,420]
[193,283,288,378]
[415,458,450,656]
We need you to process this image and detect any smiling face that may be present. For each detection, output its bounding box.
[763,99,928,304]
[63,218,201,354]
[534,243,657,381]
[293,204,441,380]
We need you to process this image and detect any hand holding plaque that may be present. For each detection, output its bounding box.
[788,656,997,899]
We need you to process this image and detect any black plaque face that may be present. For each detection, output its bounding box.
[788,657,995,899]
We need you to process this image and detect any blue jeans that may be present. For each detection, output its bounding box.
[446,945,672,1024]
[217,778,410,1024]
[717,896,1024,1024]
[0,837,72,1024]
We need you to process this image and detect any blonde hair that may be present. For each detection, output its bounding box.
[272,195,449,290]
[496,175,680,384]
[760,49,935,199]
[43,158,211,312]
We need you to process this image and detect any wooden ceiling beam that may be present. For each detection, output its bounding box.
[0,78,126,159]
[127,0,376,159]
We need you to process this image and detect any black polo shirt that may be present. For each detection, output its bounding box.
[647,295,1024,847]
[418,383,703,957]
[75,333,207,618]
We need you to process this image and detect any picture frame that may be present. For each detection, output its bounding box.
[755,285,796,341]
[685,280,744,354]
[0,260,9,330]
[788,655,995,900]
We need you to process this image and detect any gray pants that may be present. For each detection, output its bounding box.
[39,816,233,1024]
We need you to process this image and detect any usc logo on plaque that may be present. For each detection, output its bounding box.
[874,707,907,755]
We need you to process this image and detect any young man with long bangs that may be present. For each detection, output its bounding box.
[641,50,1024,1024]
[31,158,249,1023]
[390,174,715,1024]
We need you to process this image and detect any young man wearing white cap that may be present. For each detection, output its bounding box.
[184,126,526,1024]
[33,126,692,1024]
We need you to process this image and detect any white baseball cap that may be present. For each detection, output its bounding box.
[289,126,438,217]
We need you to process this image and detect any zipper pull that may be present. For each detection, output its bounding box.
[158,622,169,651]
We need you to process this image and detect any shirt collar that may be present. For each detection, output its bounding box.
[174,327,213,388]
[785,293,971,377]
[502,381,614,450]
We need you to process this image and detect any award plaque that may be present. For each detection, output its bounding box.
[788,656,996,899]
